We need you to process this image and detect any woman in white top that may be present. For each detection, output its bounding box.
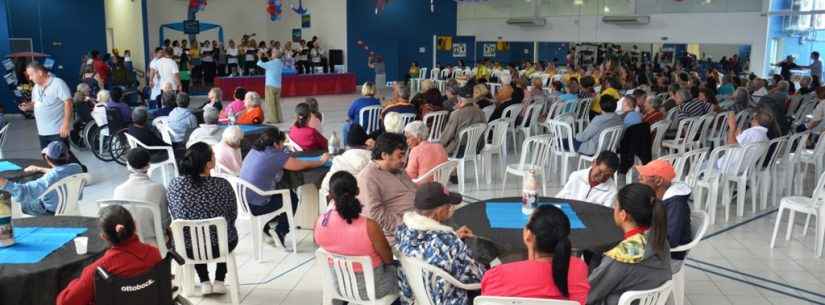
[243,39,258,75]
[226,40,240,76]
[212,126,244,176]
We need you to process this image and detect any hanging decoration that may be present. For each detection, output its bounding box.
[267,0,284,21]
[291,0,309,16]
[188,0,207,12]
[375,0,389,15]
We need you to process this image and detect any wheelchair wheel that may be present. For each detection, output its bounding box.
[82,122,97,150]
[88,125,115,162]
[70,121,88,150]
[109,128,130,166]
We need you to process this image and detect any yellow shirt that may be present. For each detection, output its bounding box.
[409,66,420,77]
[563,72,581,84]
[592,87,620,113]
[476,65,491,80]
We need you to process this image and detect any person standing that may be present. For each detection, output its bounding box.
[19,63,85,169]
[257,49,284,124]
[368,54,387,99]
[149,48,181,96]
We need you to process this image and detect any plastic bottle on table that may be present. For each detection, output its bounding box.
[522,169,538,215]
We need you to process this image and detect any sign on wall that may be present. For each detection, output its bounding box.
[292,28,302,42]
[437,36,453,51]
[483,43,496,57]
[302,14,311,28]
[452,43,466,57]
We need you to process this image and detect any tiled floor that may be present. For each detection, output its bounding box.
[4,93,825,305]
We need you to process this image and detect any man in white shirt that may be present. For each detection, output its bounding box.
[556,151,619,207]
[148,47,164,106]
[113,148,171,241]
[149,48,181,95]
[19,63,85,169]
[716,110,772,170]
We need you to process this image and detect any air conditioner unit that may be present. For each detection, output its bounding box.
[602,16,650,25]
[506,17,547,27]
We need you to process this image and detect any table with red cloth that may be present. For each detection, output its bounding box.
[214,73,357,100]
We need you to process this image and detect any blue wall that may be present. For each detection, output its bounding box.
[5,0,106,92]
[347,0,457,84]
[538,42,570,64]
[0,0,12,112]
[477,41,534,66]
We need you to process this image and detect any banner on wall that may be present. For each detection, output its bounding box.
[292,28,302,42]
[483,43,496,57]
[452,43,466,58]
[437,36,453,51]
[302,14,311,28]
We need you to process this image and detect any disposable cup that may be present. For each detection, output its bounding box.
[74,236,88,255]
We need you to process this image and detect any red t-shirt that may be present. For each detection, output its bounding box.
[93,59,110,84]
[481,258,591,305]
[56,236,162,305]
[289,124,328,151]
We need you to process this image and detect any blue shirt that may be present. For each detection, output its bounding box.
[166,107,198,143]
[624,111,643,127]
[258,59,284,87]
[559,93,579,113]
[2,163,83,214]
[347,96,381,122]
[239,146,290,206]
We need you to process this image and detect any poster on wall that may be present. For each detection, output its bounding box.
[452,43,466,58]
[292,28,302,42]
[302,14,311,28]
[1,59,13,71]
[483,43,496,57]
[437,36,453,51]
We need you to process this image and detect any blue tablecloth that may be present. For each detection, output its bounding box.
[235,124,270,134]
[485,202,586,230]
[0,161,21,172]
[0,227,88,264]
[296,156,332,167]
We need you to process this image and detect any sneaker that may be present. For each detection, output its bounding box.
[200,282,213,296]
[211,281,227,295]
[267,226,288,249]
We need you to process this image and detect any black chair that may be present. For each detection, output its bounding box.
[94,255,175,305]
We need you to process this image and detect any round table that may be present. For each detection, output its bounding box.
[0,159,49,183]
[449,197,623,263]
[0,216,107,305]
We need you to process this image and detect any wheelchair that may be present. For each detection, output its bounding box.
[84,105,130,165]
[94,253,193,305]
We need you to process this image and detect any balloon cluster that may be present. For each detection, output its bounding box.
[267,0,284,21]
[188,0,207,12]
[356,40,375,56]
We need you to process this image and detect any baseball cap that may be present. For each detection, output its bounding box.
[41,141,68,160]
[635,159,676,182]
[414,182,463,210]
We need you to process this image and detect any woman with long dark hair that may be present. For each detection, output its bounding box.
[314,171,398,300]
[167,143,238,296]
[481,205,590,304]
[288,102,328,151]
[57,206,162,305]
[587,183,671,305]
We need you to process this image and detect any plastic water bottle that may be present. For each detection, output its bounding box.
[0,191,15,247]
[328,131,339,154]
[522,169,538,215]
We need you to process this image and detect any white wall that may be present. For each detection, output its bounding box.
[146,0,346,64]
[105,0,146,71]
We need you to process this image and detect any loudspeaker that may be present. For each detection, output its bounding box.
[328,49,344,66]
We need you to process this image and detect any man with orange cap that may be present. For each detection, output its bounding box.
[636,160,692,267]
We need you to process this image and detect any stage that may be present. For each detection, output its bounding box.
[214,73,357,100]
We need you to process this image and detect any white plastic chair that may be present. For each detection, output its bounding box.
[718,141,768,221]
[574,98,593,134]
[397,113,417,128]
[799,134,825,193]
[617,280,673,305]
[482,106,495,122]
[481,119,509,184]
[397,254,481,305]
[704,112,730,149]
[0,124,9,159]
[316,248,399,305]
[503,135,552,195]
[43,173,89,216]
[670,211,711,305]
[770,171,825,256]
[170,217,240,304]
[673,147,709,188]
[516,103,544,146]
[474,296,579,305]
[125,133,178,187]
[221,175,296,260]
[285,133,304,152]
[546,119,578,186]
[776,132,811,198]
[501,104,523,154]
[152,116,174,145]
[97,199,167,255]
[755,137,786,211]
[448,123,487,194]
[359,105,383,135]
[577,126,623,170]
[650,120,670,159]
[424,111,450,142]
[413,160,458,186]
[662,116,702,155]
[691,113,717,150]
[693,144,738,225]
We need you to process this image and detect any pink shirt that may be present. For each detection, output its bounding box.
[406,141,448,183]
[481,258,591,305]
[289,124,328,151]
[219,99,247,122]
[212,142,242,175]
[314,206,382,271]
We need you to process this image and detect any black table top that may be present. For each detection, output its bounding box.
[0,159,48,183]
[280,150,330,189]
[0,216,107,305]
[449,197,624,263]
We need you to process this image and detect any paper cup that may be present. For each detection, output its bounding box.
[74,236,88,255]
